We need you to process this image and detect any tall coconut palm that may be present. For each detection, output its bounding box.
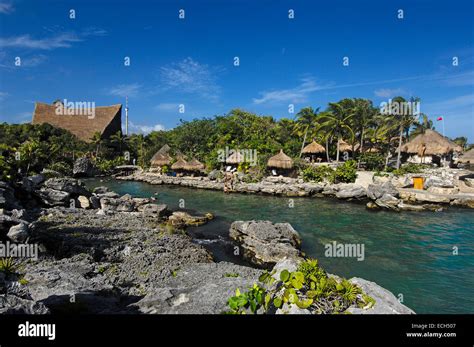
[410,113,434,138]
[90,131,103,157]
[294,107,319,157]
[389,96,419,169]
[351,98,377,155]
[320,101,355,162]
[110,131,127,154]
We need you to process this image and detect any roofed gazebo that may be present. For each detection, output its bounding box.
[150,152,172,168]
[267,149,294,176]
[338,139,352,152]
[171,157,188,176]
[184,158,206,176]
[302,140,326,163]
[401,129,463,166]
[226,151,244,170]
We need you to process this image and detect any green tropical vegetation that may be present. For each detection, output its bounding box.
[226,258,375,314]
[1,96,470,183]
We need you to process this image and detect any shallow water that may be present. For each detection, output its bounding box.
[85,178,474,314]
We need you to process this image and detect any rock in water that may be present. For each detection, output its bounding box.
[73,157,99,177]
[346,278,415,314]
[335,184,367,199]
[229,220,302,267]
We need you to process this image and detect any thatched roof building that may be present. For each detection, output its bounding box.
[458,148,474,163]
[150,152,172,167]
[184,158,205,171]
[401,129,463,156]
[338,139,352,152]
[32,101,122,142]
[302,140,325,154]
[171,157,188,171]
[267,149,294,169]
[156,144,171,155]
[226,151,244,164]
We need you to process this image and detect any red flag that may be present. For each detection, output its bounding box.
[437,116,443,121]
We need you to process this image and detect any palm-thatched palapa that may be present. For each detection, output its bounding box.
[401,129,463,165]
[302,140,326,154]
[458,148,474,163]
[184,158,205,171]
[267,149,294,169]
[338,139,352,152]
[226,151,244,165]
[150,152,172,167]
[171,157,188,171]
[32,101,122,142]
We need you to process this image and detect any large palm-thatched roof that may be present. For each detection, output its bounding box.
[32,102,122,142]
[150,152,172,167]
[171,157,188,170]
[458,148,474,163]
[156,144,171,155]
[302,140,325,154]
[184,158,205,171]
[267,149,294,169]
[226,151,244,164]
[401,129,463,156]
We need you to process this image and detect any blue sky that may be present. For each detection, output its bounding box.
[0,0,473,141]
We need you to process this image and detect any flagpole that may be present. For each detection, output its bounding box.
[442,117,445,137]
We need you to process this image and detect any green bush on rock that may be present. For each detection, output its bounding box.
[225,258,375,314]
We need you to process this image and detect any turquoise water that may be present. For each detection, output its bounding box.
[86,178,474,314]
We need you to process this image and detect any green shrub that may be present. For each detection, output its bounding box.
[302,165,333,183]
[332,160,357,183]
[391,163,426,176]
[46,161,72,176]
[358,153,385,171]
[226,258,375,314]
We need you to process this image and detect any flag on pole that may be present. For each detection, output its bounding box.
[437,116,443,121]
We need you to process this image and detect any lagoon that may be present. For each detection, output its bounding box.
[86,178,474,314]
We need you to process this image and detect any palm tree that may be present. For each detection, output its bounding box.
[320,101,355,162]
[90,131,102,157]
[294,107,319,157]
[110,131,127,154]
[389,96,419,169]
[410,113,434,138]
[351,98,377,155]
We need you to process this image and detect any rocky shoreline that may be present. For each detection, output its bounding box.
[1,176,415,314]
[117,168,474,211]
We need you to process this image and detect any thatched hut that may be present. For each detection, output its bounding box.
[225,151,244,170]
[184,158,206,176]
[401,129,463,166]
[32,101,122,142]
[267,149,294,176]
[338,139,352,152]
[171,157,188,175]
[302,140,326,163]
[150,152,172,168]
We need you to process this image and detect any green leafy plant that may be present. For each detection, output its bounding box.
[302,165,333,182]
[331,160,358,183]
[226,258,376,315]
[0,258,17,274]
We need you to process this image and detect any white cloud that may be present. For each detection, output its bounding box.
[160,57,221,101]
[424,94,474,111]
[129,121,165,134]
[0,28,107,50]
[253,77,325,105]
[108,83,141,98]
[374,88,406,98]
[0,33,82,50]
[22,54,48,67]
[0,2,13,14]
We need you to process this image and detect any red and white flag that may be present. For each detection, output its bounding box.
[437,116,443,121]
